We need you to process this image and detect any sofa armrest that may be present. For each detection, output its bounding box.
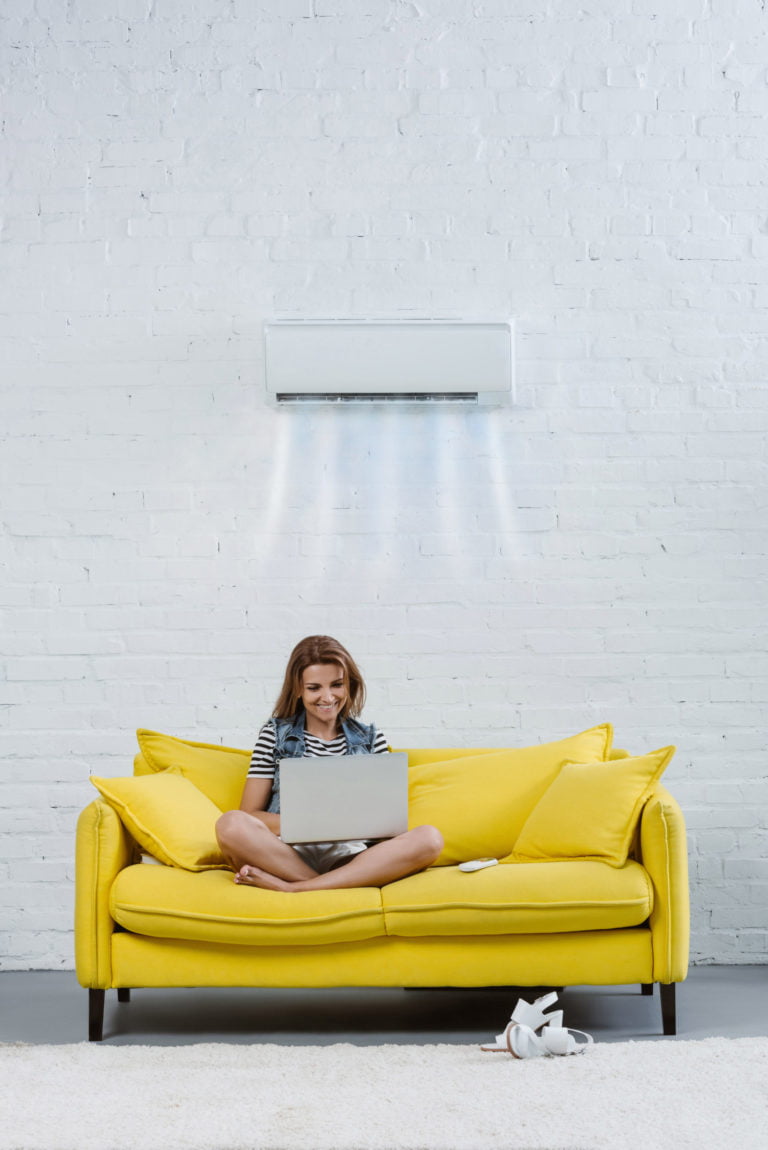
[638,785,690,983]
[75,799,137,989]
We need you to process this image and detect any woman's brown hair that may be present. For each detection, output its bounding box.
[273,635,367,722]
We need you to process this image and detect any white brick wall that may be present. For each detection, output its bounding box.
[2,0,767,969]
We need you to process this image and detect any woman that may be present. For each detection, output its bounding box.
[216,635,443,892]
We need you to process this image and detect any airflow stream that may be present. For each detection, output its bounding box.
[264,320,514,407]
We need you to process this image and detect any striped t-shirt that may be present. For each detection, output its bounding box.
[248,722,389,781]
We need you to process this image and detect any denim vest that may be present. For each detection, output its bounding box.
[266,709,378,814]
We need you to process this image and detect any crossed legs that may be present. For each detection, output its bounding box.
[216,810,443,892]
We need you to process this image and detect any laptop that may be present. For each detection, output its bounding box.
[278,752,409,844]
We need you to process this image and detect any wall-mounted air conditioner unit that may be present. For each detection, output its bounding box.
[264,320,514,406]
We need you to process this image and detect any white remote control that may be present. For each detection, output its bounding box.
[458,858,499,872]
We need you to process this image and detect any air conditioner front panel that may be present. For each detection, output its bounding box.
[264,321,513,404]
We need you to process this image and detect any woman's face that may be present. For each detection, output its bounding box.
[300,662,347,727]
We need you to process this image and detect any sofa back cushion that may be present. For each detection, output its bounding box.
[398,748,505,766]
[135,729,251,812]
[407,724,614,866]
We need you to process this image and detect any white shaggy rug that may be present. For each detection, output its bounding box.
[0,1038,766,1150]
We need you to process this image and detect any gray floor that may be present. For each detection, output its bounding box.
[1,966,767,1046]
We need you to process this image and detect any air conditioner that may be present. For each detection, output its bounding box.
[264,320,514,406]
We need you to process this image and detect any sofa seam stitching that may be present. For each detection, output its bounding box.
[111,904,384,927]
[660,803,673,978]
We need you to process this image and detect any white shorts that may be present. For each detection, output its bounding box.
[290,839,370,874]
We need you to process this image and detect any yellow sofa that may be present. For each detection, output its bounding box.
[75,726,689,1041]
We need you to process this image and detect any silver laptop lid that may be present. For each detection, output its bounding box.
[278,752,409,844]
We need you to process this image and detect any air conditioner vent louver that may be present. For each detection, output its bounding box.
[265,320,514,407]
[276,392,479,405]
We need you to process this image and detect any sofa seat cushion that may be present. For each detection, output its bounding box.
[381,859,653,937]
[110,865,386,947]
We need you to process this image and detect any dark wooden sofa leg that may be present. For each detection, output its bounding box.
[89,989,105,1042]
[117,988,131,1003]
[641,983,653,996]
[660,983,677,1036]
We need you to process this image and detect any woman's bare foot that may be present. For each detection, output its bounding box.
[234,865,297,891]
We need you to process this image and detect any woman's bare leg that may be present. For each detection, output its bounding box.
[234,825,444,893]
[215,810,318,883]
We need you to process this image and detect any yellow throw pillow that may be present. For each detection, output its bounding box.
[135,729,250,812]
[407,724,614,866]
[509,745,676,867]
[90,770,228,871]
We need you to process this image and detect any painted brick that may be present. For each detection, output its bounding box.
[1,0,766,971]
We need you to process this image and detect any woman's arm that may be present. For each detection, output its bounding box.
[239,778,281,834]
